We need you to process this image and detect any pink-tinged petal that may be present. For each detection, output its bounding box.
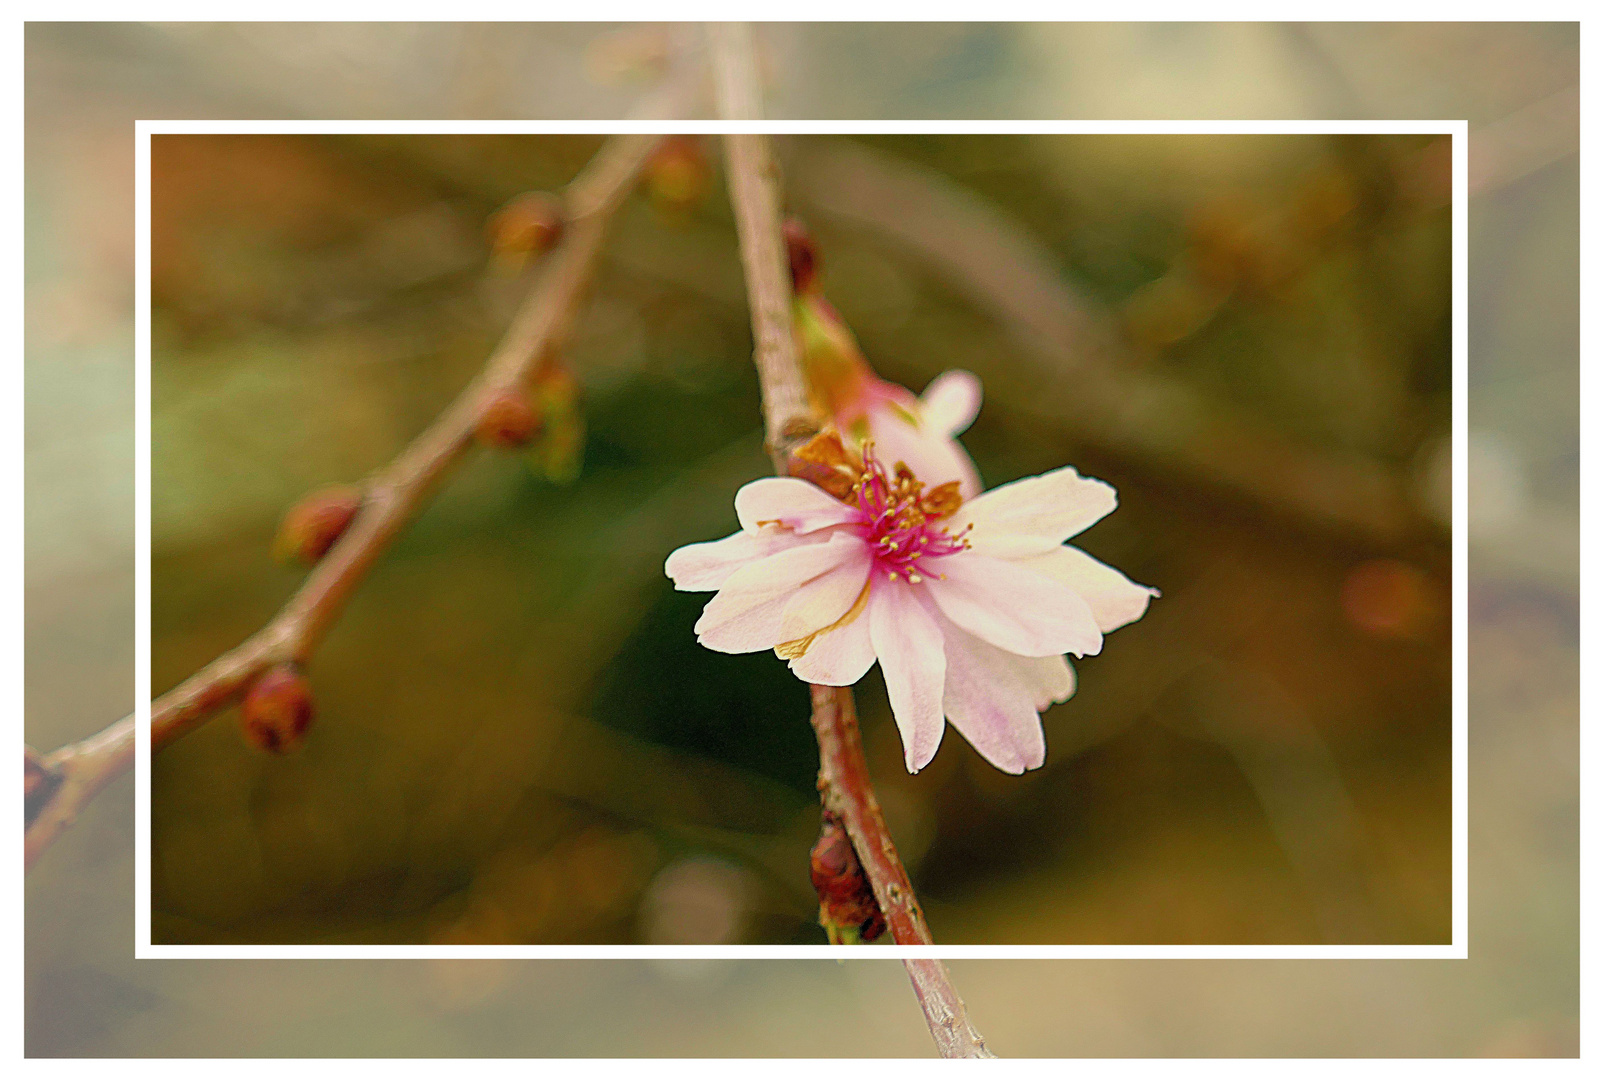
[920,370,982,437]
[665,527,830,592]
[694,534,861,654]
[1019,545,1159,633]
[938,619,1049,774]
[948,466,1118,558]
[734,477,859,535]
[778,547,872,642]
[865,409,983,499]
[924,552,1103,658]
[869,582,948,773]
[1017,653,1075,711]
[788,610,876,686]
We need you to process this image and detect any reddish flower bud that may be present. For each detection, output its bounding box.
[487,192,566,266]
[644,136,712,218]
[809,813,886,943]
[240,664,315,754]
[476,388,543,450]
[783,218,820,295]
[273,485,362,565]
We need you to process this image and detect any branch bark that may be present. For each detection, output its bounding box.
[708,21,993,1060]
[810,687,995,1058]
[25,68,703,870]
[708,22,817,471]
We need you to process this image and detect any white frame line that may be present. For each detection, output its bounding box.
[134,118,1470,961]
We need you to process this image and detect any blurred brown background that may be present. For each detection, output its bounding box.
[26,22,1577,1056]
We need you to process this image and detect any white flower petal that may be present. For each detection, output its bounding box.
[788,611,876,686]
[938,619,1049,774]
[779,548,872,641]
[868,582,947,773]
[664,527,830,592]
[920,370,982,437]
[924,552,1103,658]
[949,465,1118,558]
[865,410,983,499]
[1019,545,1159,633]
[1017,653,1076,711]
[734,477,859,535]
[694,534,861,654]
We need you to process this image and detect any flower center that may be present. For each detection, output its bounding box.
[850,449,970,584]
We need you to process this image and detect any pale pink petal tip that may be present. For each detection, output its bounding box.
[920,369,983,437]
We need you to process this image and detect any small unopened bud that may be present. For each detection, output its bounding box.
[487,192,566,269]
[644,136,712,218]
[809,812,886,943]
[240,663,315,754]
[476,388,543,449]
[274,485,362,565]
[783,218,820,295]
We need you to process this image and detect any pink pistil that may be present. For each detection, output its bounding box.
[848,448,971,583]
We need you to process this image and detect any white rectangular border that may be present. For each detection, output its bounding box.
[134,118,1469,960]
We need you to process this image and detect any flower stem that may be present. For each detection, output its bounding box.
[708,20,993,1059]
[809,687,995,1058]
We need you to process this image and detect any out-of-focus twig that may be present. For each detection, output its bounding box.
[709,21,992,1060]
[790,137,1429,548]
[25,67,704,872]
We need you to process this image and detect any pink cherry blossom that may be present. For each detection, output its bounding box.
[664,443,1157,774]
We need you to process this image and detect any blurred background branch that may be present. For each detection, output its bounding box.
[24,61,705,870]
[789,137,1429,548]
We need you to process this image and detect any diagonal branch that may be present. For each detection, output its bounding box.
[26,68,704,871]
[708,21,993,1060]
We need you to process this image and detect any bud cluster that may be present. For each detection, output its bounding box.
[809,811,886,944]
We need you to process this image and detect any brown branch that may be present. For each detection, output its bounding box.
[708,21,992,1060]
[810,687,995,1058]
[707,22,817,471]
[25,68,704,871]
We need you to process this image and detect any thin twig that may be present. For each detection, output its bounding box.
[25,69,703,870]
[810,687,995,1058]
[708,22,817,471]
[708,21,992,1060]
